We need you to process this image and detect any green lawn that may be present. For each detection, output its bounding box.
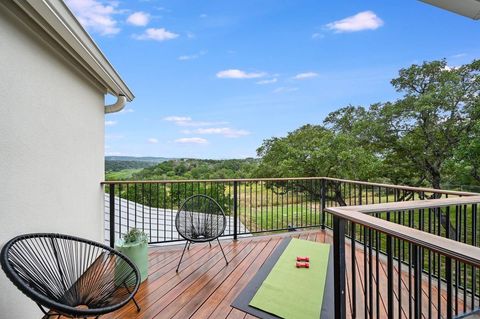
[105,168,143,180]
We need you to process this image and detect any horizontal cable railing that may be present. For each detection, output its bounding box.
[327,196,480,319]
[102,178,477,247]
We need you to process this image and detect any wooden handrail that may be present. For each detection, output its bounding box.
[340,195,480,214]
[326,197,480,267]
[101,177,478,196]
[320,177,478,196]
[101,177,322,184]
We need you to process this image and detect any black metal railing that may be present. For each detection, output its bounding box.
[328,196,480,319]
[103,178,324,245]
[102,177,479,318]
[102,177,476,247]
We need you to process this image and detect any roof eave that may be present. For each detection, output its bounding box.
[12,0,134,101]
[420,0,480,20]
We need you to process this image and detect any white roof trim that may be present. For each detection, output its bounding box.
[420,0,480,20]
[11,0,134,101]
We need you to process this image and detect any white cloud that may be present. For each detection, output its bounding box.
[312,33,325,39]
[105,120,117,126]
[442,65,460,71]
[273,87,298,94]
[127,12,150,26]
[178,50,207,61]
[164,116,191,123]
[155,6,170,12]
[200,14,208,18]
[452,53,467,58]
[185,127,250,138]
[164,116,227,127]
[257,78,278,85]
[175,137,208,144]
[105,133,124,140]
[178,55,196,61]
[134,28,179,41]
[326,11,383,33]
[65,0,121,35]
[216,69,267,79]
[148,138,159,144]
[293,72,319,80]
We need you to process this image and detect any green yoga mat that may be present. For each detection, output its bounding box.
[249,238,330,319]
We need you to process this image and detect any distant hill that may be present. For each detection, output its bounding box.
[105,156,174,173]
[131,158,259,180]
[105,157,259,180]
[105,156,173,163]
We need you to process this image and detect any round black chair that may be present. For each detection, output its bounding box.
[0,233,141,318]
[175,195,229,272]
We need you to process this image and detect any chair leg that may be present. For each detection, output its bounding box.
[123,282,141,312]
[217,238,228,265]
[176,241,189,272]
[187,241,191,250]
[131,297,141,312]
[209,241,212,248]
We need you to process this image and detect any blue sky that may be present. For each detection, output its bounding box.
[66,0,479,159]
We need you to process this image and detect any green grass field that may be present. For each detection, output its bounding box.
[105,168,143,180]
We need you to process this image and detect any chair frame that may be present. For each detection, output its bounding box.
[175,195,229,272]
[1,233,141,318]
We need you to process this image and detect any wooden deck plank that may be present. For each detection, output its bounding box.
[153,240,259,319]
[54,229,475,319]
[104,240,245,319]
[169,239,275,319]
[226,308,249,319]
[202,238,282,319]
[133,240,254,318]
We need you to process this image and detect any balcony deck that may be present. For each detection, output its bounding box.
[77,229,468,318]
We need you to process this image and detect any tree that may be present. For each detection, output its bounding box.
[375,59,480,189]
[256,124,380,180]
[447,120,480,186]
[256,124,382,205]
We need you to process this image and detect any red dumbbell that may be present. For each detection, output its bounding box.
[296,256,310,262]
[296,262,310,268]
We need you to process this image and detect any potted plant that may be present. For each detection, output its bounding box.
[115,228,149,283]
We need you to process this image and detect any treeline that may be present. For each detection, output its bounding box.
[130,158,259,180]
[105,160,157,172]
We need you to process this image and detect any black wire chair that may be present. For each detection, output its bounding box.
[0,233,141,318]
[175,195,229,272]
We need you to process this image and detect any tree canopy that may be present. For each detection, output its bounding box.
[257,59,480,189]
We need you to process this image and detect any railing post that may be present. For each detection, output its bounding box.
[333,215,346,319]
[446,257,453,319]
[413,244,422,319]
[386,234,394,319]
[233,181,238,240]
[445,207,453,319]
[358,184,362,205]
[350,223,356,318]
[321,179,326,229]
[109,183,115,248]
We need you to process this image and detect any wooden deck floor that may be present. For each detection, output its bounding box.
[92,230,472,318]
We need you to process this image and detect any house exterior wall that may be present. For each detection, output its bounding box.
[0,7,105,318]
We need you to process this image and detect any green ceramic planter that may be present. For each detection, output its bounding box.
[115,239,148,283]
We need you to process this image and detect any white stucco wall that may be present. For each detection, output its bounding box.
[0,7,105,318]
